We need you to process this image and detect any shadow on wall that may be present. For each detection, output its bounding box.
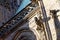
[50,10,60,40]
[50,10,60,28]
[17,21,37,40]
[6,20,37,40]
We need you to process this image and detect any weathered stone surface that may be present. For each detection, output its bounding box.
[43,0,60,40]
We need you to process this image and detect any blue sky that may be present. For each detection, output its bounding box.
[16,0,31,14]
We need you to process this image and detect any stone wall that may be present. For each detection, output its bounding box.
[0,0,22,27]
[43,0,60,40]
[0,6,11,26]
